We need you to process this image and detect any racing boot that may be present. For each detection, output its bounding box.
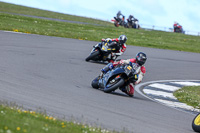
[110,53,118,63]
[106,53,115,63]
[108,59,114,63]
[120,84,134,97]
[98,62,114,83]
[101,63,114,73]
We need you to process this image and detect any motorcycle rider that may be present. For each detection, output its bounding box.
[128,15,135,22]
[173,21,183,33]
[100,35,127,63]
[116,11,125,25]
[97,52,147,97]
[127,15,139,29]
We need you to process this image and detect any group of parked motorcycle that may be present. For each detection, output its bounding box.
[111,15,140,29]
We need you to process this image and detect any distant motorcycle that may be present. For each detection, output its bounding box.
[192,113,200,132]
[127,17,140,29]
[111,16,127,28]
[91,63,139,96]
[85,41,117,62]
[173,23,184,33]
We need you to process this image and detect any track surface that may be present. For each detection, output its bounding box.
[0,30,200,133]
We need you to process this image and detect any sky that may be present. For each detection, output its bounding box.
[1,0,200,35]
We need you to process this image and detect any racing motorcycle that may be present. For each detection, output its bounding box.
[173,24,184,33]
[91,63,139,96]
[111,16,127,28]
[127,18,140,29]
[192,113,200,132]
[85,40,118,62]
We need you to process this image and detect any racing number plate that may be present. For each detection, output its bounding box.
[127,66,132,70]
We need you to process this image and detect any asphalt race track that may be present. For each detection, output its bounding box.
[0,30,200,133]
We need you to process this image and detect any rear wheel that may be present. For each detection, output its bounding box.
[104,78,124,93]
[85,50,100,61]
[124,22,128,28]
[192,113,200,132]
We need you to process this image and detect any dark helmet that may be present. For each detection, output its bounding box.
[136,52,147,66]
[129,15,134,18]
[119,35,127,44]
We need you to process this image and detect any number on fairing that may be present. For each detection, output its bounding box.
[127,66,132,70]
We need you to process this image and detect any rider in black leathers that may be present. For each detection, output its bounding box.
[127,15,139,28]
[116,11,125,25]
[100,35,127,63]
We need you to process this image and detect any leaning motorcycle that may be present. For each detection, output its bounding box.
[91,63,139,96]
[192,113,200,132]
[85,41,117,62]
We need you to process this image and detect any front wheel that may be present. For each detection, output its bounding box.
[85,50,100,61]
[104,78,124,93]
[192,113,200,132]
[91,77,99,89]
[114,22,119,27]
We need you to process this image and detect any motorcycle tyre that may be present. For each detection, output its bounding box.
[192,113,200,132]
[124,23,128,28]
[85,50,100,61]
[104,78,124,93]
[114,22,119,27]
[91,77,99,89]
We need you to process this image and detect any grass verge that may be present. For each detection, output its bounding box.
[174,86,200,109]
[0,104,115,133]
[0,2,112,26]
[0,12,200,53]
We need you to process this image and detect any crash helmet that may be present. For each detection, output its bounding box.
[119,35,127,44]
[129,15,134,18]
[136,52,147,66]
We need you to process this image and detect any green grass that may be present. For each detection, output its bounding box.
[174,86,200,109]
[1,2,200,53]
[0,104,114,133]
[0,1,112,26]
[0,12,200,53]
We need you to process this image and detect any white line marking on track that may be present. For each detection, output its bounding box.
[149,83,180,91]
[155,99,200,112]
[171,81,200,86]
[4,31,27,34]
[143,89,177,99]
[136,80,200,113]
